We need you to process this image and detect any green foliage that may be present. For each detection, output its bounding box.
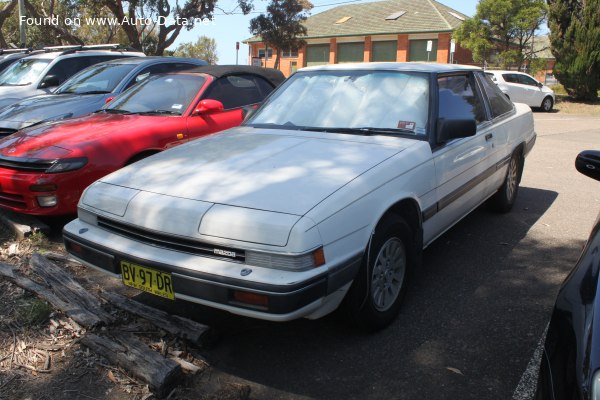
[173,36,218,64]
[454,0,547,69]
[249,0,312,69]
[17,296,52,326]
[548,0,600,101]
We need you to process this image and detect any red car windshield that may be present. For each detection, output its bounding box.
[106,74,206,115]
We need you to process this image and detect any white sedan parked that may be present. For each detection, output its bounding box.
[485,70,555,112]
[63,63,536,331]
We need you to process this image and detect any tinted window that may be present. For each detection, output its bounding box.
[502,73,518,83]
[46,58,91,85]
[254,76,276,97]
[56,63,137,94]
[203,74,265,109]
[438,74,486,124]
[517,74,538,86]
[108,74,205,114]
[477,72,514,118]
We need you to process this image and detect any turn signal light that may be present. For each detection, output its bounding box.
[232,291,269,308]
[313,247,326,267]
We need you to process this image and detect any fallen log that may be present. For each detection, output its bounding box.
[0,262,104,328]
[99,290,215,346]
[80,333,182,396]
[29,253,114,325]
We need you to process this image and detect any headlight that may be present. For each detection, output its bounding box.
[45,157,88,173]
[78,207,98,225]
[245,247,325,271]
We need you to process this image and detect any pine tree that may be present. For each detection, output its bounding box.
[548,0,600,100]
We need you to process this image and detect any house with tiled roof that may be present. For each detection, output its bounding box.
[243,0,475,76]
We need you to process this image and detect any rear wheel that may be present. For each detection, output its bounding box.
[344,215,414,331]
[541,96,553,112]
[488,151,522,213]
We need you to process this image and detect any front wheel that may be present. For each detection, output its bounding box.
[344,215,414,331]
[541,96,554,112]
[488,151,522,213]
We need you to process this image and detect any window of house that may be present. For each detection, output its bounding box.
[258,48,273,58]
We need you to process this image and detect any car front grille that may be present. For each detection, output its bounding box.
[0,191,26,208]
[97,216,246,263]
[0,156,52,172]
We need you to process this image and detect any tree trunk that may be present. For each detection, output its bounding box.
[0,0,18,48]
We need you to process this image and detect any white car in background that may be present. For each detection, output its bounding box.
[486,70,555,112]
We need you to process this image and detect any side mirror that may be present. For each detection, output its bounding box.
[39,74,60,88]
[193,99,224,115]
[537,82,543,88]
[437,118,477,143]
[575,150,600,182]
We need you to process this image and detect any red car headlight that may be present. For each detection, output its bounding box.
[45,157,88,173]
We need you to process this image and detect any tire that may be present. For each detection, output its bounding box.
[541,96,553,112]
[488,151,522,213]
[344,214,414,331]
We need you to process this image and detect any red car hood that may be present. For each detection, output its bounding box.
[0,113,161,158]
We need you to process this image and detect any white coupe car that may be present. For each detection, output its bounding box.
[64,63,536,331]
[485,70,555,112]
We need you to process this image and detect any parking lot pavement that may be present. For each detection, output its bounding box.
[132,112,600,399]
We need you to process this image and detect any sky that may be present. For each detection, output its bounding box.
[171,0,481,65]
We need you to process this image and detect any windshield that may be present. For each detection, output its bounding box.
[0,58,51,86]
[57,63,137,94]
[106,74,205,115]
[247,70,430,135]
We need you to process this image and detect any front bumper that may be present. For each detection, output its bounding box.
[0,168,88,215]
[63,219,361,321]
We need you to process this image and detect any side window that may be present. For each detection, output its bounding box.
[477,72,514,118]
[202,74,265,109]
[124,64,169,89]
[45,57,91,85]
[517,74,538,86]
[502,74,517,83]
[438,74,487,124]
[254,76,276,97]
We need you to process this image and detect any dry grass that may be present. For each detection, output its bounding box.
[555,97,600,115]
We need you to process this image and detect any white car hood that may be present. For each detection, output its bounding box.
[99,127,411,216]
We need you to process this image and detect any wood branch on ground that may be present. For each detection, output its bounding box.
[0,261,105,328]
[99,290,214,346]
[80,333,182,396]
[29,253,115,325]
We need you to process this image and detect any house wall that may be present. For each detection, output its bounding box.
[247,32,475,77]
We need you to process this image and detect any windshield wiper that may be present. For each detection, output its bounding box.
[301,127,416,136]
[137,110,181,116]
[96,109,133,115]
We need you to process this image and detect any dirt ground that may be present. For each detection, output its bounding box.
[0,224,252,400]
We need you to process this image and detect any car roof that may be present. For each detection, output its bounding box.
[487,70,529,75]
[186,65,286,86]
[300,62,482,73]
[94,56,207,66]
[22,50,144,60]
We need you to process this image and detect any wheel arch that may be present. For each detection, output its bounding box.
[372,197,424,263]
[124,149,161,166]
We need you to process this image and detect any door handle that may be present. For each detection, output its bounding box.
[485,133,493,141]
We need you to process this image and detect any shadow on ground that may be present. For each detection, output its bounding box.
[114,186,577,400]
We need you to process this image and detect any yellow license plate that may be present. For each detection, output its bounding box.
[120,261,175,300]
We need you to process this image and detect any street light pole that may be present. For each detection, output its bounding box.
[18,0,26,47]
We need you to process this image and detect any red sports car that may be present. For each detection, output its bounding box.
[0,65,285,215]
